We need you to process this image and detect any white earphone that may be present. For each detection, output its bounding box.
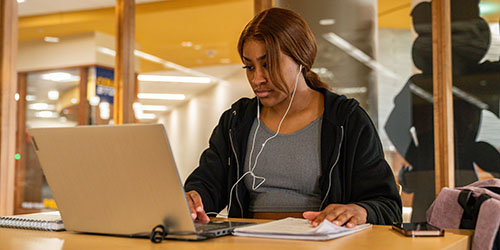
[222,64,303,217]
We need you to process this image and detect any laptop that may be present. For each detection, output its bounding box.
[27,124,248,240]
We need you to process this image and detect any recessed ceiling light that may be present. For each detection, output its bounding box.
[48,90,59,100]
[71,98,77,104]
[17,0,25,3]
[136,113,157,120]
[28,103,56,110]
[41,72,79,82]
[44,36,60,43]
[137,93,186,100]
[35,111,58,118]
[138,75,211,84]
[181,41,193,47]
[319,19,336,26]
[134,104,168,112]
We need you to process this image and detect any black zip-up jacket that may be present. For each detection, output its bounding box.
[185,88,402,225]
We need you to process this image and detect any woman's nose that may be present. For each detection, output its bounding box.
[252,68,266,85]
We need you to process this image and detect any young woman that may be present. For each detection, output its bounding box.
[184,8,402,228]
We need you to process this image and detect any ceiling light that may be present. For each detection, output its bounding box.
[137,93,186,100]
[138,75,211,84]
[48,90,59,100]
[99,102,110,120]
[319,19,336,26]
[71,98,77,104]
[35,111,58,118]
[14,93,19,101]
[17,0,25,3]
[96,47,116,57]
[26,95,36,101]
[44,36,60,43]
[89,96,101,106]
[136,113,157,120]
[97,47,217,81]
[41,72,79,82]
[181,41,193,47]
[28,103,55,110]
[134,104,168,112]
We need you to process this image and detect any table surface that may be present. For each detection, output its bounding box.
[0,218,472,250]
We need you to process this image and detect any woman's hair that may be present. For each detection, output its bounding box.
[237,7,330,93]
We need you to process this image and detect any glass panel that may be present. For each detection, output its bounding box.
[22,69,80,212]
[17,1,116,214]
[273,0,418,222]
[452,1,500,182]
[135,0,254,182]
[378,0,419,222]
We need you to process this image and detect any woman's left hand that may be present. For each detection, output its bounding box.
[303,204,367,228]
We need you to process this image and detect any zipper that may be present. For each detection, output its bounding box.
[319,125,344,210]
[228,112,244,217]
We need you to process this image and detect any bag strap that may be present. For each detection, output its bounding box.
[458,190,475,229]
[458,189,492,229]
[484,186,500,195]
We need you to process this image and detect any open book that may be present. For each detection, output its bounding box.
[0,211,64,231]
[233,217,371,241]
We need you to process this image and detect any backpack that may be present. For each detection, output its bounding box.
[426,179,500,250]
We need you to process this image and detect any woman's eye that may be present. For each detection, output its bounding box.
[242,65,255,71]
[262,63,267,68]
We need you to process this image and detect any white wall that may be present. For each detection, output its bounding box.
[158,65,253,182]
[18,33,97,71]
[18,31,139,72]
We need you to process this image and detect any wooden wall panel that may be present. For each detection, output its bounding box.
[432,0,455,196]
[78,67,89,125]
[114,0,136,124]
[0,0,18,216]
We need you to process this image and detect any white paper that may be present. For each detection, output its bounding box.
[233,217,371,241]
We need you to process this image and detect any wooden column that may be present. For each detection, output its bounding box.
[114,0,136,124]
[432,0,455,196]
[0,0,18,216]
[14,73,26,214]
[254,0,272,15]
[78,67,89,125]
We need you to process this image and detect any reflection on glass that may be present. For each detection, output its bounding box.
[385,0,500,222]
[22,69,80,212]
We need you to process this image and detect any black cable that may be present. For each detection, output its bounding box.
[150,224,167,243]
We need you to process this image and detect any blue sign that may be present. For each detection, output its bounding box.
[95,67,114,104]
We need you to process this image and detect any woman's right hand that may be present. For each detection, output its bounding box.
[185,190,210,223]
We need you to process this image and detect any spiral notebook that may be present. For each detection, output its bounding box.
[0,211,65,231]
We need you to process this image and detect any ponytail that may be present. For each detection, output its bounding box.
[304,69,330,91]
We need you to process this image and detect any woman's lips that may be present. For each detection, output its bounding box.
[255,89,271,98]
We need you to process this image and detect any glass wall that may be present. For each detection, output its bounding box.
[16,1,116,214]
[20,69,80,212]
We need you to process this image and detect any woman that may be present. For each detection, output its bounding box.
[184,8,402,228]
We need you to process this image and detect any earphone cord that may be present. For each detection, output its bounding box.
[212,65,303,218]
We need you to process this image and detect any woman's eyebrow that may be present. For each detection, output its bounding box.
[242,54,267,62]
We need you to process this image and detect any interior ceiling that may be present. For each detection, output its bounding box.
[18,0,500,73]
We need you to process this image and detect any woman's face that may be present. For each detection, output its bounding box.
[242,39,301,108]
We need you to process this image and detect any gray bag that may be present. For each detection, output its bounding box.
[427,179,500,250]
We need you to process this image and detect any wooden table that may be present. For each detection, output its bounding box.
[0,218,472,250]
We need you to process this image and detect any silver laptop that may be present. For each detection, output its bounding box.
[28,124,247,241]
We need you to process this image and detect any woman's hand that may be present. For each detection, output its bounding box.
[185,190,210,223]
[303,204,367,228]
